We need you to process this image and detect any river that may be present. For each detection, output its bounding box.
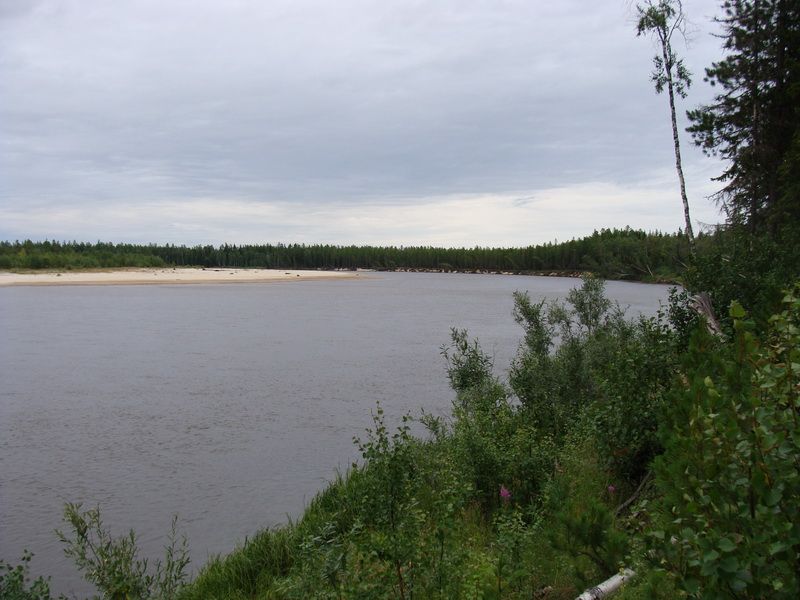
[0,272,671,596]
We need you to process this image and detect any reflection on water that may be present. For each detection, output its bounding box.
[0,272,670,595]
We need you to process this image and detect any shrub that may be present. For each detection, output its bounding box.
[0,552,64,600]
[57,504,189,600]
[652,286,800,598]
[509,275,676,480]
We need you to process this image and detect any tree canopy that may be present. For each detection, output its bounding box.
[687,0,800,232]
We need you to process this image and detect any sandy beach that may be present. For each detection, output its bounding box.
[0,268,364,287]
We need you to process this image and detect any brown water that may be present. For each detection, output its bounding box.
[0,272,671,596]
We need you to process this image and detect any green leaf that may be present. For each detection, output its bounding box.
[717,538,736,553]
[719,556,739,573]
[703,549,720,562]
[683,578,699,594]
[769,541,787,556]
[730,577,748,592]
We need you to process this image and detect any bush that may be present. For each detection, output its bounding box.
[686,226,800,330]
[57,504,189,600]
[509,275,676,480]
[652,286,800,598]
[0,552,64,600]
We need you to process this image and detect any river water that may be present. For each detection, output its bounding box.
[0,272,671,596]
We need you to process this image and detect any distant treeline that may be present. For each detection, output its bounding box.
[0,228,693,281]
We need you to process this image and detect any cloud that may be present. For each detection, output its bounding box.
[0,167,723,247]
[0,0,727,245]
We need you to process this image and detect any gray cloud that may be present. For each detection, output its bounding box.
[0,0,725,244]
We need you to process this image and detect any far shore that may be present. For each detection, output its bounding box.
[0,267,365,287]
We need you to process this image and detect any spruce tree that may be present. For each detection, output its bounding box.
[687,0,800,232]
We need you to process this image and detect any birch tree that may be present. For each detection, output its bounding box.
[636,0,696,252]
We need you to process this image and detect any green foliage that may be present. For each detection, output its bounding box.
[493,509,534,597]
[351,406,422,599]
[541,435,629,589]
[0,552,64,600]
[687,0,800,231]
[652,287,800,598]
[586,312,677,479]
[512,291,552,357]
[664,285,701,347]
[509,276,615,438]
[566,274,612,333]
[554,500,628,580]
[614,570,678,600]
[443,324,557,511]
[510,275,676,479]
[56,504,189,600]
[411,446,473,599]
[636,1,692,98]
[442,329,497,397]
[179,527,294,600]
[684,225,800,329]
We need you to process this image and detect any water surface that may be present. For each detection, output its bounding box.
[0,272,670,595]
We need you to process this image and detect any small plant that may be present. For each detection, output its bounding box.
[353,404,422,600]
[56,503,189,600]
[494,507,531,597]
[291,520,347,598]
[0,551,64,600]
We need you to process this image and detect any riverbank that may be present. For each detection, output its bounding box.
[0,267,362,286]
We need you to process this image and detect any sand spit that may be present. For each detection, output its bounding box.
[0,268,363,287]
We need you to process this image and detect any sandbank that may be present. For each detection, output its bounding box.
[0,268,364,287]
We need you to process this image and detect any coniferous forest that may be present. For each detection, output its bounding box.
[2,1,799,598]
[1,228,692,282]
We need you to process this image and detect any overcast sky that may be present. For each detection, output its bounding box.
[1,0,728,247]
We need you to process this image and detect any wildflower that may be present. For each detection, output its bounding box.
[500,485,511,502]
[607,484,616,495]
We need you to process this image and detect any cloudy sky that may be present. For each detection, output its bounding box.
[1,0,728,247]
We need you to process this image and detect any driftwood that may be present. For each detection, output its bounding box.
[575,569,635,600]
[689,292,725,338]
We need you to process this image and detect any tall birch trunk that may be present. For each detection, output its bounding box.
[661,34,696,253]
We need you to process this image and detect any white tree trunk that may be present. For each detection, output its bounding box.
[575,569,635,600]
[662,41,695,252]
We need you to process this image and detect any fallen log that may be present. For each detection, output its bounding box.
[575,569,635,600]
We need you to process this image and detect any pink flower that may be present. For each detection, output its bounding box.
[500,485,511,502]
[607,485,616,495]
